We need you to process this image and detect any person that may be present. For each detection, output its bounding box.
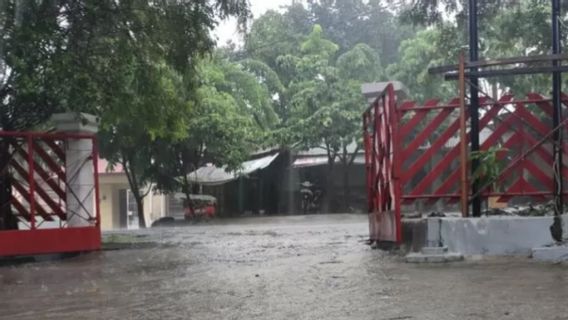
[300,181,314,214]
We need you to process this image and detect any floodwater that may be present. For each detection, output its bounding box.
[0,214,567,320]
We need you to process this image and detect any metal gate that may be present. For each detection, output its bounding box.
[363,83,568,244]
[0,131,101,256]
[363,83,401,243]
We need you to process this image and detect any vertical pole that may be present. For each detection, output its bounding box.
[469,0,481,217]
[459,51,469,217]
[388,86,403,244]
[92,137,101,228]
[363,114,372,214]
[551,0,563,242]
[27,135,35,230]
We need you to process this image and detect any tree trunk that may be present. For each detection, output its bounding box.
[135,194,146,228]
[121,155,147,228]
[324,162,335,213]
[0,140,16,230]
[182,179,195,219]
[342,160,350,212]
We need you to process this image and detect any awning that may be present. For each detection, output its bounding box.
[292,155,366,168]
[188,153,279,186]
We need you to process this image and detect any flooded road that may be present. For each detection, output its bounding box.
[0,214,567,319]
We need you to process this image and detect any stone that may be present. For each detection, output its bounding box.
[405,252,464,263]
[421,246,448,255]
[531,246,568,262]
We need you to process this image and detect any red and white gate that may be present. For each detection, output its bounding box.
[363,83,402,244]
[364,82,568,244]
[0,131,101,256]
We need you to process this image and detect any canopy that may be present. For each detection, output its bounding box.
[292,155,365,168]
[172,193,217,202]
[188,153,279,186]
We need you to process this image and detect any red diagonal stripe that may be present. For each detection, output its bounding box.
[10,196,31,220]
[11,156,65,200]
[514,102,551,137]
[524,160,553,190]
[30,141,66,182]
[41,139,65,161]
[407,100,504,196]
[399,100,437,139]
[12,180,53,221]
[402,108,454,159]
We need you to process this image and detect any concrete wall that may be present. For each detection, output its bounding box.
[434,215,568,256]
[143,189,167,225]
[99,179,127,230]
[99,183,114,230]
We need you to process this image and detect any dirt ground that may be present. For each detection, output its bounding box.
[0,214,567,320]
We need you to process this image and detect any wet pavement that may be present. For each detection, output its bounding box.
[0,214,567,319]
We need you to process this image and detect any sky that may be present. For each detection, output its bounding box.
[213,0,294,46]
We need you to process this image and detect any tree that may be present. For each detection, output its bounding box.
[284,25,382,211]
[1,0,251,228]
[98,58,187,229]
[387,27,460,102]
[397,0,528,26]
[308,0,414,65]
[94,1,251,228]
[150,54,277,211]
[395,0,562,97]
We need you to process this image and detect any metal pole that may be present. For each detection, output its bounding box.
[459,51,469,217]
[551,0,563,242]
[469,0,481,217]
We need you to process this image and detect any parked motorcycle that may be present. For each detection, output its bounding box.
[300,181,322,214]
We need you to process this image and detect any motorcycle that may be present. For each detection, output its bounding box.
[300,181,322,214]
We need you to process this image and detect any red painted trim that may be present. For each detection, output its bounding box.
[0,227,101,257]
[92,138,101,228]
[27,135,35,229]
[0,131,95,140]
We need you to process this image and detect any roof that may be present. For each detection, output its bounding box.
[361,81,409,103]
[292,154,365,168]
[188,153,279,186]
[296,142,362,157]
[97,158,124,175]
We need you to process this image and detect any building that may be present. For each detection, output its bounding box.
[187,146,368,215]
[98,159,168,230]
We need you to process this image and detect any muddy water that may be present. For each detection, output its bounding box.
[0,214,567,319]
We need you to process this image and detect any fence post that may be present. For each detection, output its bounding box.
[27,135,35,230]
[458,51,469,217]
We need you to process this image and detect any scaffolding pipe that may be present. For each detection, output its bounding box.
[469,0,481,217]
[551,0,563,242]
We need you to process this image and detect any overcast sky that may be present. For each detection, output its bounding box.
[214,0,294,46]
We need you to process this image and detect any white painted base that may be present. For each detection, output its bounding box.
[427,215,568,256]
[406,252,464,263]
[531,246,568,262]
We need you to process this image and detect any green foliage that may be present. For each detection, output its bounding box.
[470,147,508,193]
[150,54,275,201]
[387,27,458,102]
[397,0,566,97]
[307,0,414,65]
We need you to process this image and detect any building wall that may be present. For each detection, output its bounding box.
[99,174,129,230]
[99,183,114,230]
[98,174,168,230]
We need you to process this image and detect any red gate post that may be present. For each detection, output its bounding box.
[27,134,36,230]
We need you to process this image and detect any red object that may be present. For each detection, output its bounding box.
[363,83,402,244]
[363,84,568,245]
[0,131,101,257]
